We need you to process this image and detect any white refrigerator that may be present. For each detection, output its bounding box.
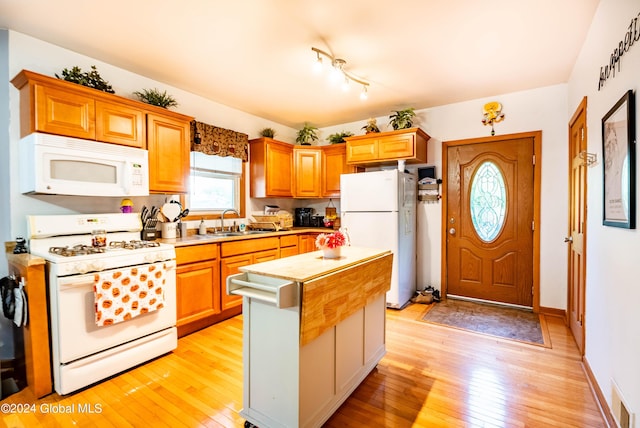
[340,169,417,308]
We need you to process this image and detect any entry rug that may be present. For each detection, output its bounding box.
[421,298,549,347]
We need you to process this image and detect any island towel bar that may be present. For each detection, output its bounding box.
[227,273,298,308]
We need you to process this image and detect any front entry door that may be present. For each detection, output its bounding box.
[567,98,588,355]
[445,134,535,306]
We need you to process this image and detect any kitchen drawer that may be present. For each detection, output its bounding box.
[175,243,218,265]
[221,237,279,258]
[280,234,298,247]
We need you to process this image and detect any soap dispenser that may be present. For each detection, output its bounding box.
[199,218,207,235]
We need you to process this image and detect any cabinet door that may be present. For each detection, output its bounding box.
[147,113,190,193]
[96,100,145,148]
[176,260,220,329]
[280,246,299,258]
[377,133,415,160]
[346,139,377,163]
[266,141,294,197]
[322,145,354,197]
[294,148,321,198]
[34,83,95,139]
[220,254,253,311]
[254,249,278,264]
[298,233,321,253]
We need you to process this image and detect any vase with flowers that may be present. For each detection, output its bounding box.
[315,230,347,259]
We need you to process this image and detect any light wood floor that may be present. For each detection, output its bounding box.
[1,303,605,427]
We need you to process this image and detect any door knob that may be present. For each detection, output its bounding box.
[564,236,573,243]
[449,228,456,235]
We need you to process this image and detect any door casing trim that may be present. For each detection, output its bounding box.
[440,131,542,312]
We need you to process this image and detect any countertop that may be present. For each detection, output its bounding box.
[238,246,392,283]
[159,227,330,247]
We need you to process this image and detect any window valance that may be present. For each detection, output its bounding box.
[190,120,249,161]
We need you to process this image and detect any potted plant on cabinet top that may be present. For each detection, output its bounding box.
[133,88,178,109]
[259,127,276,138]
[362,117,380,134]
[56,65,115,93]
[389,107,416,130]
[327,131,354,144]
[296,123,319,145]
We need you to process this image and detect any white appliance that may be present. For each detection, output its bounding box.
[20,132,149,197]
[340,169,417,308]
[28,213,176,395]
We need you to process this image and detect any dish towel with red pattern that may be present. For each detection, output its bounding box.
[93,261,167,326]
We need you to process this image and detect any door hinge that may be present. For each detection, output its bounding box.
[531,221,535,231]
[532,285,534,296]
[532,154,536,165]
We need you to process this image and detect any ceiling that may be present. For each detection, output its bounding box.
[0,0,600,129]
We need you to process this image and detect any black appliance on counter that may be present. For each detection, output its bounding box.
[310,215,325,228]
[294,208,313,227]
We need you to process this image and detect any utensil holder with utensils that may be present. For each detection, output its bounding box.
[141,205,160,240]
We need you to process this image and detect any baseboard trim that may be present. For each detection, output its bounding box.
[583,357,616,428]
[539,306,565,318]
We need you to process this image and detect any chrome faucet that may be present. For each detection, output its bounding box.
[220,209,239,232]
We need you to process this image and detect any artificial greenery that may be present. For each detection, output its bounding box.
[133,88,178,109]
[361,118,380,134]
[295,123,319,145]
[389,107,416,130]
[259,127,276,138]
[56,65,115,93]
[327,131,354,144]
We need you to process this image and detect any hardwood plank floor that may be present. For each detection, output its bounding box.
[1,303,605,427]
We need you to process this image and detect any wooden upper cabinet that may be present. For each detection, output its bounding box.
[322,144,355,198]
[96,100,145,148]
[250,138,293,198]
[345,127,431,166]
[294,147,322,198]
[147,113,191,194]
[33,82,96,139]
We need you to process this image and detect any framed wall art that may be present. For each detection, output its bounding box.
[602,89,636,228]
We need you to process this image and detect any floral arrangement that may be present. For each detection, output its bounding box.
[315,230,347,250]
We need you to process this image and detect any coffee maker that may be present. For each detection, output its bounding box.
[294,208,313,227]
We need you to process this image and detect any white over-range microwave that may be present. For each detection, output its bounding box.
[20,133,149,197]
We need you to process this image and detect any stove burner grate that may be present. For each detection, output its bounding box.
[49,240,161,257]
[109,240,160,250]
[49,245,106,257]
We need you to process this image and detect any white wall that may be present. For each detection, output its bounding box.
[568,0,640,417]
[321,84,569,309]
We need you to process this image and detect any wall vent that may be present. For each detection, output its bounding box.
[612,379,635,428]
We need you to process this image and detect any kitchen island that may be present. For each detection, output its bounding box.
[227,246,393,428]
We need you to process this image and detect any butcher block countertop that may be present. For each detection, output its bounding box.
[238,246,392,283]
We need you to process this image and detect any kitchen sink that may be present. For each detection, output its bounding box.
[199,230,272,238]
[224,231,272,236]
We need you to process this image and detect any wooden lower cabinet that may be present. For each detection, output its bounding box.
[220,237,280,311]
[177,234,322,336]
[299,232,321,253]
[175,244,221,337]
[280,234,299,258]
[220,249,279,310]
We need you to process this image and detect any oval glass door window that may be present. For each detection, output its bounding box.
[470,161,507,242]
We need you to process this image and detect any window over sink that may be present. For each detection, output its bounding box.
[188,151,243,214]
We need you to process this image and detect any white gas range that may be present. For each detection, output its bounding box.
[28,213,177,395]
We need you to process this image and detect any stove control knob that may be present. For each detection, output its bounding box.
[90,261,106,272]
[145,252,163,263]
[75,263,89,274]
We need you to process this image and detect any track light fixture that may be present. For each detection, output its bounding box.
[311,47,369,99]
